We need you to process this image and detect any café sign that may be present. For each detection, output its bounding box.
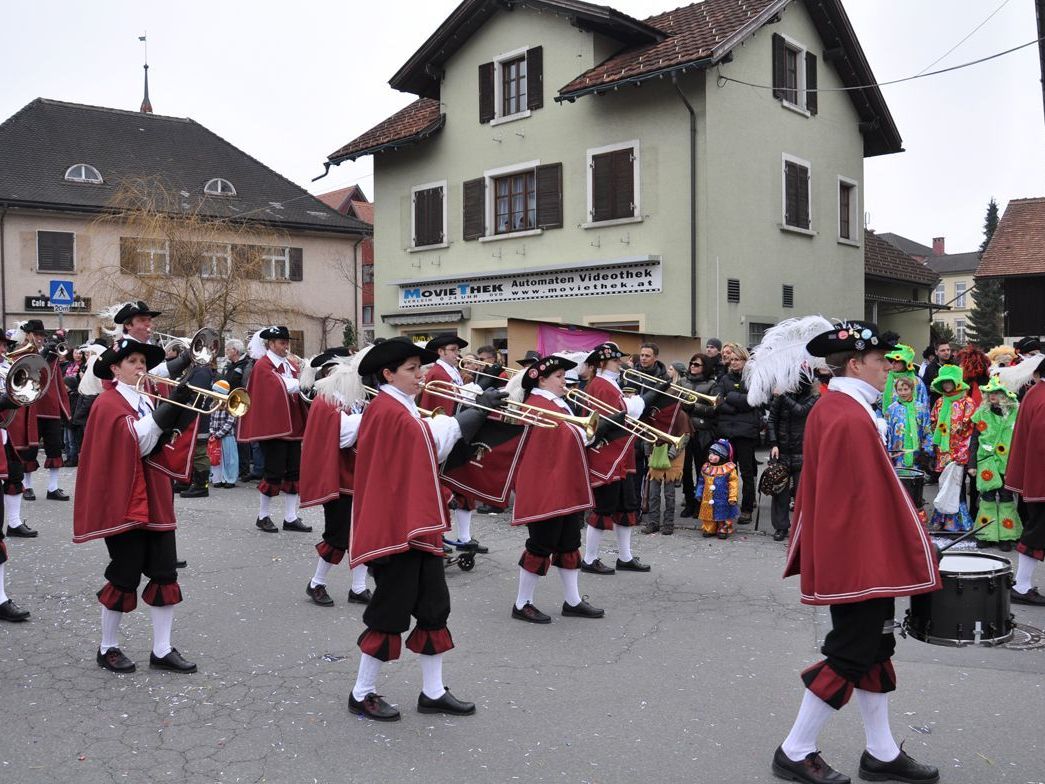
[397,257,662,310]
[25,295,92,312]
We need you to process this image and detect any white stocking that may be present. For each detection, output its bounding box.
[781,690,836,761]
[515,567,540,609]
[583,527,602,564]
[855,688,900,762]
[352,653,383,701]
[614,523,634,562]
[149,605,174,658]
[100,607,123,654]
[419,653,445,700]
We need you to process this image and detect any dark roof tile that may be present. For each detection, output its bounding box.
[864,230,939,287]
[978,197,1045,278]
[327,98,444,163]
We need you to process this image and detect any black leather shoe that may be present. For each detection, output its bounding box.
[773,529,788,542]
[1011,587,1045,606]
[417,688,476,716]
[150,648,198,673]
[738,512,753,524]
[282,518,312,532]
[616,557,651,572]
[512,602,551,624]
[455,538,489,554]
[999,541,1013,552]
[22,489,35,501]
[175,560,188,569]
[771,746,850,783]
[679,505,695,519]
[97,647,135,673]
[256,516,278,533]
[179,486,208,498]
[348,588,372,605]
[306,582,334,607]
[580,558,615,575]
[0,599,30,622]
[6,522,38,537]
[562,596,605,618]
[46,488,70,501]
[858,748,939,783]
[349,692,401,721]
[641,524,660,534]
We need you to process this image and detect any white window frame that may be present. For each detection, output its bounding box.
[361,304,374,327]
[204,177,237,196]
[779,34,811,115]
[932,282,945,306]
[201,242,232,279]
[64,164,103,184]
[36,230,76,273]
[955,281,967,309]
[781,153,813,234]
[490,45,532,126]
[837,176,859,244]
[262,246,290,280]
[478,159,543,242]
[955,318,967,345]
[409,180,448,250]
[583,139,642,228]
[137,240,170,277]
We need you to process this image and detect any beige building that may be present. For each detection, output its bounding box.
[327,0,901,351]
[0,99,369,353]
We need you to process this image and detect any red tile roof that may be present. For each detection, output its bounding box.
[559,0,780,96]
[349,200,374,225]
[316,186,355,211]
[328,98,444,163]
[977,197,1045,278]
[864,230,938,287]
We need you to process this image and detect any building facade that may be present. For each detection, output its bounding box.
[977,197,1045,338]
[327,0,901,350]
[863,230,938,349]
[317,184,375,343]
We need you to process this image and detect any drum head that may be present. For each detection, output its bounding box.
[939,553,1012,575]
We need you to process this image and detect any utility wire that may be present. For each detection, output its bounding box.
[914,0,1014,76]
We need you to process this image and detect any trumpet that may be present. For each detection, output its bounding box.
[419,379,599,437]
[621,368,719,406]
[153,327,221,367]
[135,373,251,418]
[0,355,52,428]
[566,388,686,449]
[457,357,518,381]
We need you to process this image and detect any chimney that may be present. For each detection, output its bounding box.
[932,236,945,256]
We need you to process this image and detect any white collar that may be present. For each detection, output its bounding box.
[380,383,421,418]
[437,357,463,383]
[598,369,620,383]
[530,386,571,411]
[267,349,289,369]
[829,376,880,424]
[115,380,151,413]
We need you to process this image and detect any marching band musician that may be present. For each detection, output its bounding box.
[299,347,372,607]
[417,333,486,553]
[1,335,35,539]
[100,301,194,380]
[580,343,653,576]
[73,338,201,674]
[0,356,31,622]
[509,354,605,624]
[347,337,507,721]
[8,320,71,503]
[237,326,311,534]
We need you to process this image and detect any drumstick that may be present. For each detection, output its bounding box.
[936,521,993,553]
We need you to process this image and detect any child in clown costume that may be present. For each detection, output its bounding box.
[695,439,740,539]
[885,375,932,469]
[929,365,977,532]
[968,376,1022,550]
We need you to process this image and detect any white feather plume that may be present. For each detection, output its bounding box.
[744,315,834,406]
[97,301,135,339]
[247,329,266,360]
[505,368,527,403]
[996,354,1045,393]
[298,358,319,394]
[9,324,27,345]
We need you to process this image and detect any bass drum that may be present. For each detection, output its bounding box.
[904,553,1014,647]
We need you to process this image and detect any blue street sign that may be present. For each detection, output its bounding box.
[49,280,74,306]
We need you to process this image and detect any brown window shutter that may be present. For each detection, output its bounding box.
[612,149,634,219]
[535,162,562,229]
[119,237,138,274]
[478,62,495,123]
[232,244,259,279]
[526,47,543,110]
[288,247,303,281]
[797,165,810,229]
[37,231,75,272]
[463,178,486,240]
[414,187,444,245]
[591,153,612,222]
[784,162,799,227]
[772,34,786,100]
[805,51,818,114]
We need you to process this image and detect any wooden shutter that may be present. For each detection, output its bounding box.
[37,231,74,272]
[462,178,486,240]
[796,165,809,229]
[535,162,562,229]
[591,153,611,222]
[772,34,786,100]
[526,46,543,110]
[478,62,495,123]
[289,247,303,281]
[119,237,138,274]
[612,149,634,219]
[785,162,810,229]
[591,149,634,222]
[805,51,818,115]
[413,187,443,246]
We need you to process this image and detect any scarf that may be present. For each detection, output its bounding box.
[898,396,918,467]
[883,370,915,410]
[932,391,966,454]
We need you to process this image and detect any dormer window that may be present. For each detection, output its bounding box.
[204,178,237,196]
[64,164,103,184]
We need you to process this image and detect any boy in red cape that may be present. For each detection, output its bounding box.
[73,338,200,674]
[770,320,941,784]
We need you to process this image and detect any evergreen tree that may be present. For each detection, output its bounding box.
[967,198,1003,348]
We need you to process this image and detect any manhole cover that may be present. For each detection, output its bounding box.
[1002,623,1045,650]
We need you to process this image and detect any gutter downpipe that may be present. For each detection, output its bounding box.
[0,205,7,329]
[351,236,364,344]
[671,74,698,338]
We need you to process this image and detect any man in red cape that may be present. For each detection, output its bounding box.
[772,320,941,784]
[73,338,200,674]
[1005,354,1045,605]
[0,376,31,622]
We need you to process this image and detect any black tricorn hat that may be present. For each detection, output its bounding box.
[426,333,468,352]
[515,350,541,366]
[93,337,165,380]
[358,336,438,376]
[310,346,352,368]
[585,342,625,366]
[1015,336,1042,354]
[21,319,47,334]
[113,301,162,324]
[259,325,291,341]
[806,320,899,358]
[521,354,578,390]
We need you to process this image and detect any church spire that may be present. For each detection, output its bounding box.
[138,34,152,114]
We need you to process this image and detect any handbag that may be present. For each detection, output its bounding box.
[648,443,671,471]
[758,459,791,496]
[206,435,223,467]
[933,461,963,515]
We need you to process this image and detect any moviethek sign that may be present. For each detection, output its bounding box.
[396,257,662,310]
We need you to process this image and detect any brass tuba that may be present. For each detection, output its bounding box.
[0,355,52,428]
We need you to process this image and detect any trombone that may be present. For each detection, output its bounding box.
[566,388,686,449]
[621,368,719,407]
[419,379,599,437]
[135,373,251,418]
[457,357,518,381]
[0,355,51,428]
[363,385,441,418]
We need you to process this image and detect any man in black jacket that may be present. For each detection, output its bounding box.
[633,343,671,521]
[921,341,955,407]
[222,339,253,482]
[766,383,818,540]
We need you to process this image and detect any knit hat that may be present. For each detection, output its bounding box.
[671,361,687,376]
[212,379,231,394]
[706,338,723,350]
[709,438,733,461]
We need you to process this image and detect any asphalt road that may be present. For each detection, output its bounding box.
[1,466,1043,784]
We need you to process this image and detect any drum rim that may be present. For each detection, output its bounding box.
[938,552,1014,577]
[904,627,1014,647]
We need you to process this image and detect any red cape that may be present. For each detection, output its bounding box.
[1006,381,1045,501]
[348,391,450,566]
[584,375,636,486]
[237,355,307,441]
[299,397,355,507]
[418,362,457,416]
[511,394,594,525]
[441,420,526,505]
[34,357,71,419]
[8,404,38,452]
[784,390,940,605]
[73,389,177,543]
[0,432,8,478]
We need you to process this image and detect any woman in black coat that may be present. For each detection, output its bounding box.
[711,345,762,523]
[766,381,818,540]
[678,353,718,517]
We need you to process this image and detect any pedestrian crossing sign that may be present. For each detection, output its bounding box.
[49,280,74,306]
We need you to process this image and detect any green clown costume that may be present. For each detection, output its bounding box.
[969,376,1022,546]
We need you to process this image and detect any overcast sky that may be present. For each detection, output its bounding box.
[2,0,1041,254]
